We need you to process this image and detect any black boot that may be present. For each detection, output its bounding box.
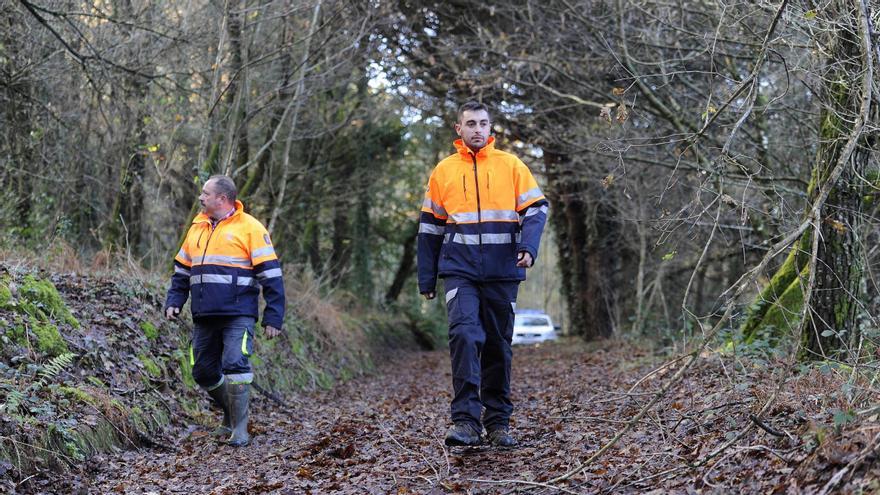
[444,422,482,447]
[227,382,250,447]
[486,427,517,447]
[206,380,231,437]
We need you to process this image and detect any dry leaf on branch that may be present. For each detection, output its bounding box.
[615,103,629,123]
[599,105,613,123]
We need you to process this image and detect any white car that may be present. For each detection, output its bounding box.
[512,311,559,345]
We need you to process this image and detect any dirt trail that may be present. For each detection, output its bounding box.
[85,341,875,494]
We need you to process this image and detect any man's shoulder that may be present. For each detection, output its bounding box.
[489,147,525,164]
[435,153,462,168]
[234,212,269,233]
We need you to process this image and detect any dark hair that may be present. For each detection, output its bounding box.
[208,175,237,203]
[457,101,491,122]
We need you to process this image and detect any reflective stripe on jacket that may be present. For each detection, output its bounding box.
[417,137,549,293]
[164,200,286,328]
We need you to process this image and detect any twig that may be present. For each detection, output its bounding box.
[252,380,299,407]
[377,423,441,485]
[470,477,580,494]
[625,355,688,394]
[749,414,785,437]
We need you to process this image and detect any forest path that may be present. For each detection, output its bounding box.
[86,341,819,494]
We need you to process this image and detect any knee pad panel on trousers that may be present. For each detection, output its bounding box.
[221,318,255,376]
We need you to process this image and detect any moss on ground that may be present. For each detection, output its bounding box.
[18,275,79,328]
[0,278,11,308]
[140,321,158,340]
[32,321,69,357]
[138,354,162,377]
[57,386,99,407]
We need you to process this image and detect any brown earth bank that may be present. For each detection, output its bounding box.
[51,340,880,494]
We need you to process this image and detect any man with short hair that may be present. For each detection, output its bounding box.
[165,175,285,447]
[418,101,549,447]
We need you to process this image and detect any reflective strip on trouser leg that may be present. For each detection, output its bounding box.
[226,373,254,384]
[205,374,225,392]
[479,281,519,431]
[444,277,485,431]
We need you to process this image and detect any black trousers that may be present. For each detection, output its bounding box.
[443,276,518,432]
[190,315,256,389]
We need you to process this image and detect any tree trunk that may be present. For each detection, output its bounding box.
[741,0,876,361]
[544,151,615,340]
[384,219,418,304]
[222,0,249,174]
[799,0,873,358]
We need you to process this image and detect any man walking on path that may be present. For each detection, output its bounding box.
[165,175,285,447]
[417,101,549,447]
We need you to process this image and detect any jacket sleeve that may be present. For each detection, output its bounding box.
[250,226,286,329]
[417,169,447,294]
[165,236,193,310]
[514,159,549,262]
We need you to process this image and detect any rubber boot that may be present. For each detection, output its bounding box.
[206,380,231,438]
[227,382,250,447]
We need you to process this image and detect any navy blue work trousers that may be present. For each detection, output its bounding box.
[190,315,256,389]
[443,276,519,432]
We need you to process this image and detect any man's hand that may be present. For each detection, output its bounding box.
[165,307,180,320]
[516,251,534,268]
[264,325,282,339]
[422,291,436,300]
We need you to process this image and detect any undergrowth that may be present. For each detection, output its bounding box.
[0,245,427,491]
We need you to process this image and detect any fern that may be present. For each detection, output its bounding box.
[1,389,24,416]
[33,352,77,391]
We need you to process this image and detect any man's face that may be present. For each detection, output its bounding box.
[455,109,491,151]
[199,179,227,218]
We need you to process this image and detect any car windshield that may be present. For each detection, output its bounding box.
[516,316,550,327]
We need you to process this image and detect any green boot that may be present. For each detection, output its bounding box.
[227,382,250,447]
[206,380,231,437]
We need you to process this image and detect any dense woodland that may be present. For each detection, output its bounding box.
[3,0,879,355]
[1,0,880,492]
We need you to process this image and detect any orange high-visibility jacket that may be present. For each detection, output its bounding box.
[417,137,549,293]
[165,201,285,328]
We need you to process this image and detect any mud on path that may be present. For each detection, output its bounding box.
[86,341,878,494]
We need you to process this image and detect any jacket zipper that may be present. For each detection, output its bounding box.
[471,154,482,247]
[462,175,467,201]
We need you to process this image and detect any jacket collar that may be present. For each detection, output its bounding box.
[193,200,244,224]
[454,136,496,159]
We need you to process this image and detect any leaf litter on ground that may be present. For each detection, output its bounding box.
[78,340,880,494]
